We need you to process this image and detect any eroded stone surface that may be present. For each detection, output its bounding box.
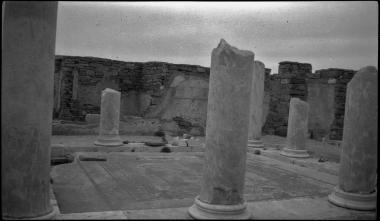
[100,88,121,134]
[51,151,335,214]
[338,66,378,194]
[307,82,335,140]
[248,61,265,140]
[95,88,122,145]
[286,98,309,150]
[198,39,254,205]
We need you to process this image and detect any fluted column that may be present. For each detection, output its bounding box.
[94,88,123,146]
[280,97,310,158]
[248,61,265,148]
[188,39,253,219]
[328,66,377,210]
[2,1,58,219]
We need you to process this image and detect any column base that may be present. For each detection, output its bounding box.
[94,136,123,147]
[188,196,251,219]
[280,147,310,158]
[328,186,377,211]
[3,208,56,220]
[247,139,264,148]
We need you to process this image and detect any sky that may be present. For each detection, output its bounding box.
[56,1,378,73]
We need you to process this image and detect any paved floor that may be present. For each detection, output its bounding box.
[50,135,376,220]
[51,135,341,161]
[56,197,376,220]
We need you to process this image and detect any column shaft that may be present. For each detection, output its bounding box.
[248,61,265,148]
[328,66,377,210]
[2,1,58,219]
[188,39,253,219]
[94,88,123,146]
[281,97,310,158]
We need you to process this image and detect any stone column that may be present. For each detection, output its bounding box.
[188,39,253,219]
[248,61,265,148]
[280,97,310,158]
[94,88,123,146]
[328,66,377,210]
[2,2,58,219]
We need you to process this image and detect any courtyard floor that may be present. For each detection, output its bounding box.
[50,135,376,220]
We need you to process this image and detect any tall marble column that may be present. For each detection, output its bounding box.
[280,97,310,158]
[94,88,123,146]
[248,61,265,148]
[188,39,253,219]
[328,66,377,210]
[2,2,58,219]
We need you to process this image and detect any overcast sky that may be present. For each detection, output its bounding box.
[56,1,378,73]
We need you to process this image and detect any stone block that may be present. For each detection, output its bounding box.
[328,78,337,84]
[281,79,289,84]
[85,114,100,124]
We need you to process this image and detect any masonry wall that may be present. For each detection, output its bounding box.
[54,56,355,139]
[306,76,336,140]
[261,62,356,140]
[262,61,310,136]
[314,68,356,140]
[54,55,210,136]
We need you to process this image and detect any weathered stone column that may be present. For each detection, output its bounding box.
[328,66,377,210]
[280,97,310,158]
[248,61,265,148]
[188,39,253,219]
[94,88,123,146]
[2,2,58,219]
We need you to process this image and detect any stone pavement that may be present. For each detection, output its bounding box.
[51,135,341,160]
[56,197,376,220]
[50,135,376,219]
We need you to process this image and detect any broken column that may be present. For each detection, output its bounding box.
[188,39,253,219]
[328,66,377,210]
[248,61,265,148]
[2,2,58,219]
[94,88,123,146]
[280,97,310,158]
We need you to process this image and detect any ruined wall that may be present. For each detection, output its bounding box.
[262,62,356,140]
[54,56,355,139]
[54,55,210,135]
[262,61,310,136]
[314,68,356,140]
[306,75,336,140]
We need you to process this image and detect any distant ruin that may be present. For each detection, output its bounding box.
[53,55,356,140]
[264,62,356,141]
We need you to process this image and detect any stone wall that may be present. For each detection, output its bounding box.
[262,61,310,136]
[262,62,356,140]
[54,55,210,136]
[53,56,355,139]
[306,75,336,140]
[314,68,356,140]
